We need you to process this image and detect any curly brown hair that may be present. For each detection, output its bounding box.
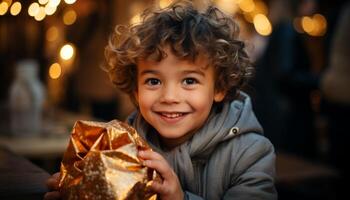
[104,0,253,103]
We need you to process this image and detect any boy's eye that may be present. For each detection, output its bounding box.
[146,78,161,86]
[183,78,198,85]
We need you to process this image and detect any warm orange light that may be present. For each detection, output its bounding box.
[60,44,75,60]
[293,17,304,33]
[159,0,172,8]
[243,12,254,23]
[64,0,76,4]
[49,63,62,79]
[301,16,314,33]
[300,14,327,36]
[312,14,327,36]
[239,0,255,13]
[63,9,77,25]
[28,2,39,16]
[252,0,268,15]
[46,26,59,42]
[34,6,46,21]
[253,14,272,36]
[39,0,49,5]
[45,3,56,15]
[3,0,12,6]
[0,2,9,15]
[10,1,21,16]
[215,0,239,15]
[48,0,61,7]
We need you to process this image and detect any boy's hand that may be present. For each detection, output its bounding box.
[43,172,61,200]
[138,150,184,200]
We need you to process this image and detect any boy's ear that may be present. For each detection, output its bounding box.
[214,90,226,102]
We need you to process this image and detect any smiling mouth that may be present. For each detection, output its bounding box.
[157,112,187,119]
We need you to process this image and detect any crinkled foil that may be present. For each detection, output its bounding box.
[59,120,157,200]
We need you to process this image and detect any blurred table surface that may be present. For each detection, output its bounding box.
[0,147,50,199]
[0,109,93,159]
[0,135,69,158]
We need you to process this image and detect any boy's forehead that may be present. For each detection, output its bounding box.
[138,46,212,69]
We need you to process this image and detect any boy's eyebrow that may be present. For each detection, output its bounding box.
[139,69,206,76]
[182,70,205,77]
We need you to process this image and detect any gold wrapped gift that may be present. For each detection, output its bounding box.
[59,120,157,200]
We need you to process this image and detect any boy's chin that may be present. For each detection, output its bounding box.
[157,128,196,148]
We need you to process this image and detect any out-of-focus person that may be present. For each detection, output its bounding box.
[320,2,350,198]
[250,0,319,157]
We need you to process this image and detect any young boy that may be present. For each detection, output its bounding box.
[45,1,277,199]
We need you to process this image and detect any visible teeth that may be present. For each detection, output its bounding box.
[161,113,183,118]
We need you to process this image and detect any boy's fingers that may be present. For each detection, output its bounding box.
[138,150,174,180]
[138,150,163,161]
[43,191,61,200]
[46,178,59,190]
[149,179,165,194]
[46,173,60,190]
[143,159,171,179]
[52,172,60,179]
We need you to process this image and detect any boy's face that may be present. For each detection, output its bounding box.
[135,47,225,148]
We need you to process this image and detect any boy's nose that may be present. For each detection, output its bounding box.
[159,85,180,104]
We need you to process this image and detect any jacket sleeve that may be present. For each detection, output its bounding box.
[223,133,277,200]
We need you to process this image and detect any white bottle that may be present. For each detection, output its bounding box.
[9,60,45,137]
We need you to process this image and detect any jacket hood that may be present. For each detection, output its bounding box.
[188,91,263,157]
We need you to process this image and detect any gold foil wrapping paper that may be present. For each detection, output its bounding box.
[59,120,157,200]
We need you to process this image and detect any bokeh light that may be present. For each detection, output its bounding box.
[10,1,21,16]
[253,14,272,36]
[39,0,49,5]
[46,26,59,42]
[64,0,76,5]
[60,44,75,60]
[28,2,39,17]
[239,0,255,13]
[49,63,62,79]
[0,2,9,15]
[63,9,77,25]
[45,3,57,15]
[34,6,46,21]
[215,0,239,15]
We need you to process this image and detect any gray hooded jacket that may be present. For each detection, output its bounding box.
[127,92,277,200]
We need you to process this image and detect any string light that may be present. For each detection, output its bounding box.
[64,0,76,5]
[63,9,77,25]
[45,3,56,15]
[49,63,62,79]
[34,6,46,21]
[300,14,327,37]
[0,2,9,15]
[10,1,21,16]
[1,0,76,20]
[39,0,49,5]
[60,44,75,60]
[253,14,272,36]
[28,2,39,16]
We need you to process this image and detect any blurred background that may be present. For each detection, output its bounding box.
[0,0,349,199]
